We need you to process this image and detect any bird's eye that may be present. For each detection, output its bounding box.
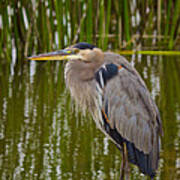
[74,48,80,54]
[83,60,91,63]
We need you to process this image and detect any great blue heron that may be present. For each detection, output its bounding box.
[28,42,163,179]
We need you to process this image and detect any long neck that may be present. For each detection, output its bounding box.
[64,60,103,113]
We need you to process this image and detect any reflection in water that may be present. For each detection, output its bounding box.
[0,55,180,180]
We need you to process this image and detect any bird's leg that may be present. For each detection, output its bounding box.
[120,143,127,180]
[120,152,125,180]
[124,143,130,180]
[120,143,130,180]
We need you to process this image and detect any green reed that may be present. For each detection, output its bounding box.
[0,0,180,62]
[164,0,172,39]
[123,0,131,44]
[104,0,111,49]
[86,0,93,43]
[168,0,180,49]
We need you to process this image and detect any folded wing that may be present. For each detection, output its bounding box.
[95,58,162,177]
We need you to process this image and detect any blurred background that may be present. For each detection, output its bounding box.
[0,0,180,179]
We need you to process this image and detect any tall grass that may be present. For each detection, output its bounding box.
[168,0,180,49]
[0,0,180,61]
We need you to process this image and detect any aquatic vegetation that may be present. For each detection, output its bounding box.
[0,0,180,61]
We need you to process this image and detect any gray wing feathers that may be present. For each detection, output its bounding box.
[103,58,161,155]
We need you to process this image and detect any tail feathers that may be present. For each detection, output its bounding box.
[103,121,159,178]
[125,140,158,178]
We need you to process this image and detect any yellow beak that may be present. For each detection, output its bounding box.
[28,49,77,61]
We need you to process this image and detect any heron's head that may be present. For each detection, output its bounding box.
[28,42,104,63]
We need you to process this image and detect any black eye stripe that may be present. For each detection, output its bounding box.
[73,42,96,50]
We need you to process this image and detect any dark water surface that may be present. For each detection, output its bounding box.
[0,54,180,180]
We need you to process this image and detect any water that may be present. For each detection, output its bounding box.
[0,54,180,180]
[0,1,180,179]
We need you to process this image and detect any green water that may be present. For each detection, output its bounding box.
[0,0,180,179]
[0,54,180,180]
